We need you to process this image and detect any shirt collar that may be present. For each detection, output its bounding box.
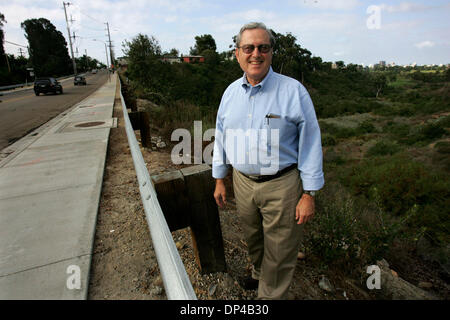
[241,66,273,91]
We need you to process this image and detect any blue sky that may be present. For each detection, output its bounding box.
[2,0,449,66]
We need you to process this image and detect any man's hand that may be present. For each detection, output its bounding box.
[295,193,315,225]
[214,179,227,208]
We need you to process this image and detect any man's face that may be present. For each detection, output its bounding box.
[235,28,273,86]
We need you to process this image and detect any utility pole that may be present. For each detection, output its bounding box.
[73,32,78,57]
[63,1,77,75]
[104,42,109,70]
[18,48,25,57]
[105,22,114,71]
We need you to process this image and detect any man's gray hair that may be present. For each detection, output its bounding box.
[236,22,275,48]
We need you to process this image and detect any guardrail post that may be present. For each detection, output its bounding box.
[128,111,151,148]
[151,170,191,231]
[151,164,227,274]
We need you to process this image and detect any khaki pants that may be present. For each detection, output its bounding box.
[232,168,303,300]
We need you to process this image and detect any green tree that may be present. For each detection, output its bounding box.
[335,60,345,69]
[21,18,72,77]
[166,48,179,56]
[122,33,165,98]
[75,55,101,73]
[0,12,5,61]
[270,31,313,83]
[372,72,387,98]
[190,34,217,55]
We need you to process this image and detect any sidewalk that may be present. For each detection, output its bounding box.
[0,74,117,299]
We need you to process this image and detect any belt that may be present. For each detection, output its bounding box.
[240,164,297,183]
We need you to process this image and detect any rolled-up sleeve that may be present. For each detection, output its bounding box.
[297,90,324,191]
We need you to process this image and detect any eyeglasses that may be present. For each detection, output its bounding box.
[238,44,272,54]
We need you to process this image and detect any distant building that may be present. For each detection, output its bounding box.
[379,61,386,67]
[224,54,236,61]
[331,62,338,69]
[117,58,128,71]
[161,56,181,64]
[182,56,205,63]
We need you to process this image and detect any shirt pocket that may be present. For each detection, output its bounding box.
[264,117,297,150]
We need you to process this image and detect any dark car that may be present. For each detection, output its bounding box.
[74,75,87,85]
[34,77,63,96]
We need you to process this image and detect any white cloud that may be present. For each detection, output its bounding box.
[380,2,434,13]
[299,0,361,10]
[415,40,435,49]
[1,3,63,27]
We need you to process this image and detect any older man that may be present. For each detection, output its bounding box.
[212,22,324,299]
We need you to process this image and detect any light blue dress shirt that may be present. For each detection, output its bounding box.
[212,67,324,191]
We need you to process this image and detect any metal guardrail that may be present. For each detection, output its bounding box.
[118,77,197,300]
[0,84,27,91]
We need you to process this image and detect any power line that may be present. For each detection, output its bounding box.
[81,25,106,32]
[79,9,104,25]
[4,40,27,48]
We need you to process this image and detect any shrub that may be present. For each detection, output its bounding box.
[356,120,376,134]
[382,121,410,137]
[436,115,450,128]
[434,141,450,154]
[322,134,337,146]
[402,122,446,145]
[366,140,401,157]
[420,122,446,140]
[343,154,450,245]
[323,148,345,165]
[305,185,402,271]
[433,141,450,171]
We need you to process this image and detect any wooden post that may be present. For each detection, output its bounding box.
[181,165,227,274]
[140,111,151,148]
[128,111,151,148]
[151,170,190,231]
[151,164,227,274]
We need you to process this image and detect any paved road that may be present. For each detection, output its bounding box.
[0,71,110,150]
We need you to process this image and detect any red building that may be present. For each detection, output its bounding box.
[182,56,205,63]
